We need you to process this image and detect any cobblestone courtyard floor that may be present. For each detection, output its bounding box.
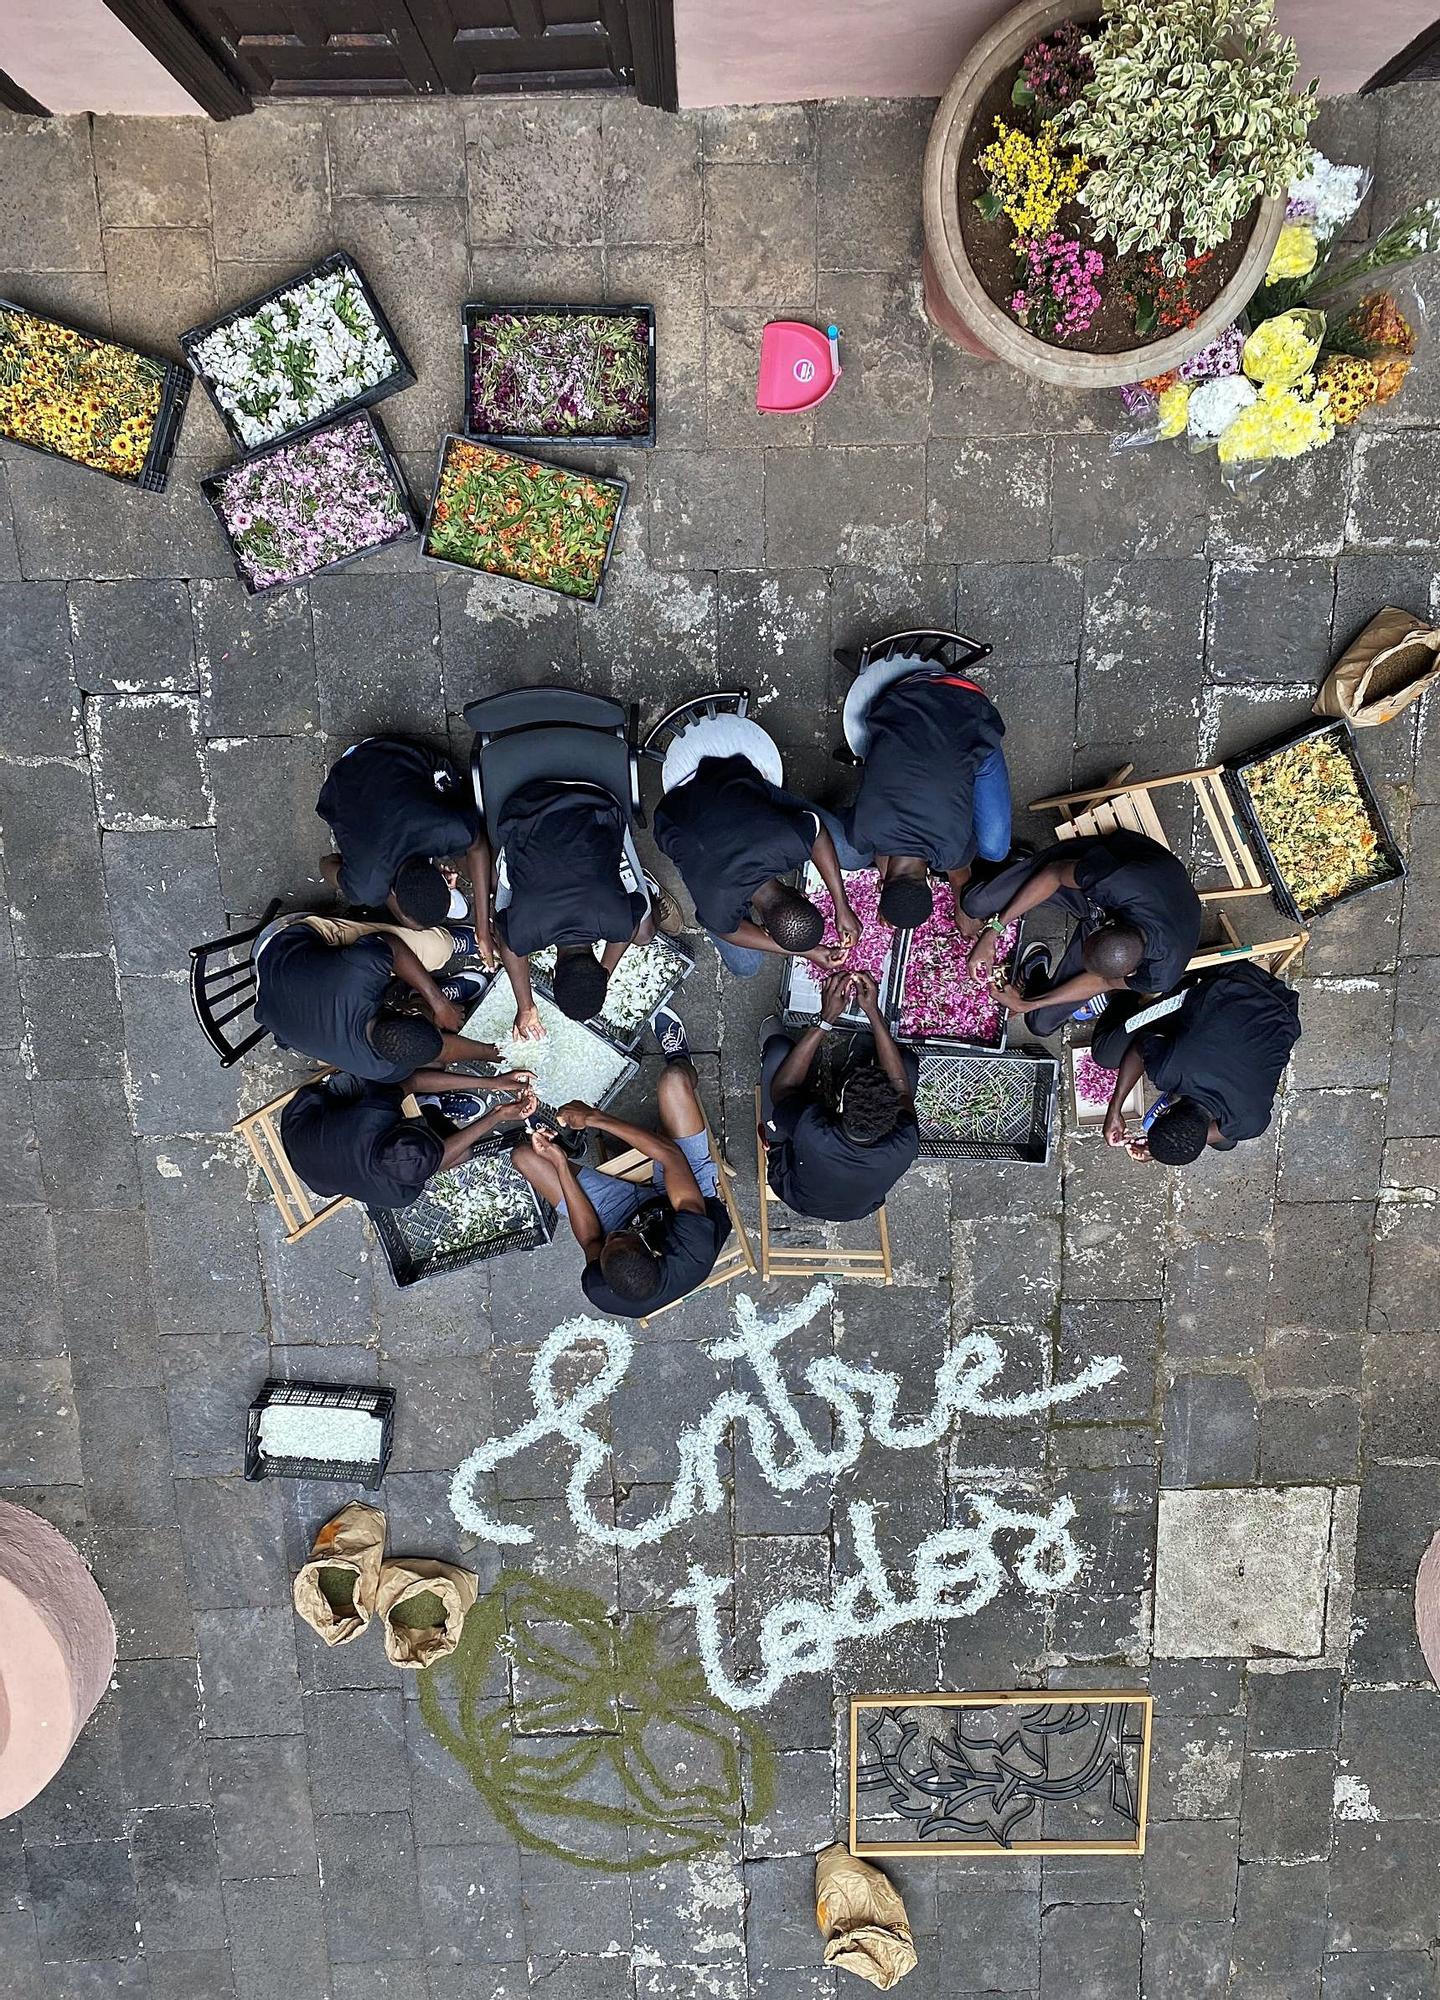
[1,81,1440,2000]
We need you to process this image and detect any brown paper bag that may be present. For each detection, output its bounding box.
[815,1843,917,1989]
[292,1502,387,1646]
[1314,607,1440,727]
[374,1557,479,1669]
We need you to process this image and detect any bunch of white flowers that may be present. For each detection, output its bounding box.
[191,265,401,448]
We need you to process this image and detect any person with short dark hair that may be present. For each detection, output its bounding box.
[280,1071,537,1208]
[511,1010,731,1320]
[654,753,864,979]
[318,737,492,954]
[963,830,1203,1037]
[491,777,668,1037]
[254,914,500,1083]
[759,968,919,1221]
[842,671,1011,933]
[1092,961,1302,1165]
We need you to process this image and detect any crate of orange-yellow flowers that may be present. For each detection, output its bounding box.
[0,297,189,492]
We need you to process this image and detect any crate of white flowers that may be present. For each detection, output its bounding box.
[244,1378,395,1486]
[369,1140,556,1288]
[181,252,414,453]
[529,935,695,1054]
[460,974,639,1115]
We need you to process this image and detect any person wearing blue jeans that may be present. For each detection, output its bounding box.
[835,663,1012,933]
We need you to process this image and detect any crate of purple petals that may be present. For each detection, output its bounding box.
[890,887,1025,1053]
[202,408,416,594]
[464,302,656,450]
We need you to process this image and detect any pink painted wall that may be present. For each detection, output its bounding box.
[674,0,1440,104]
[0,0,203,115]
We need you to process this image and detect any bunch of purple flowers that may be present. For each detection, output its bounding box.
[1009,233,1105,342]
[212,414,412,591]
[1017,22,1094,114]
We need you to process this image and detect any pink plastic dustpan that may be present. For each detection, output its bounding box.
[756,321,842,413]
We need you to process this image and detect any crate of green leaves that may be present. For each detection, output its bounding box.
[421,436,627,605]
[464,302,656,449]
[368,1139,555,1288]
[910,1046,1059,1163]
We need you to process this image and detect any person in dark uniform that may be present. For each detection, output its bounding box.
[491,776,663,1036]
[841,670,1011,931]
[654,754,863,978]
[280,1071,538,1209]
[1092,962,1302,1164]
[318,737,491,957]
[759,969,919,1220]
[254,914,499,1083]
[963,830,1203,1038]
[510,1010,732,1320]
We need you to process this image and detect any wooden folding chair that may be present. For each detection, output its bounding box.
[753,1089,894,1287]
[1029,764,1308,978]
[594,1102,758,1325]
[235,1076,427,1244]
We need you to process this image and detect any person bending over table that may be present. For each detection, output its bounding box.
[280,1071,537,1209]
[963,829,1202,1038]
[654,752,866,978]
[841,667,1011,932]
[317,736,492,960]
[511,1012,732,1320]
[491,775,672,1039]
[254,913,498,1083]
[1092,961,1302,1166]
[759,969,919,1221]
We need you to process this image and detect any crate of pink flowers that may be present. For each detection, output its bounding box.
[889,883,1023,1052]
[1069,1043,1145,1131]
[778,865,903,1028]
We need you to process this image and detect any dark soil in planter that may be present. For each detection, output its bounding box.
[956,53,1258,358]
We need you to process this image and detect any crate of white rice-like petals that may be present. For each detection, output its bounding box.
[244,1378,395,1485]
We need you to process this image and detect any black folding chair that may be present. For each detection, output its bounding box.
[833,628,993,765]
[189,899,281,1068]
[463,686,644,834]
[640,689,752,765]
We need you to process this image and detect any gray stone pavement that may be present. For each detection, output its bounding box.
[0,81,1439,2000]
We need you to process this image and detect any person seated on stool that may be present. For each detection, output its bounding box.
[839,662,1011,932]
[317,735,493,960]
[491,775,675,1039]
[511,1007,732,1320]
[254,912,499,1083]
[1092,961,1302,1166]
[280,1072,537,1209]
[759,969,919,1221]
[963,829,1202,1038]
[654,735,866,979]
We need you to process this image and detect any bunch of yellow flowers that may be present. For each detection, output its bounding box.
[976,119,1088,247]
[1315,354,1378,426]
[1241,309,1326,388]
[1216,376,1335,466]
[1264,221,1319,283]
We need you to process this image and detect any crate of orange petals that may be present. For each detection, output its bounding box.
[420,436,626,606]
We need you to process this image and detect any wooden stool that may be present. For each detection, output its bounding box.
[594,1103,757,1326]
[1029,763,1309,978]
[754,1089,893,1286]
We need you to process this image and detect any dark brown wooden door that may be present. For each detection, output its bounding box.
[176,0,637,97]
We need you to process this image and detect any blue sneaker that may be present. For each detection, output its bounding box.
[446,923,478,957]
[436,1092,486,1125]
[1070,994,1109,1024]
[650,1003,691,1062]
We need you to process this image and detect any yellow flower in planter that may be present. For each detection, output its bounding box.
[1315,354,1378,426]
[1217,375,1335,466]
[976,119,1088,246]
[1265,221,1319,283]
[1156,383,1190,438]
[1242,309,1326,388]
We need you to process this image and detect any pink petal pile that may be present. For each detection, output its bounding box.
[897,885,1017,1043]
[806,870,893,986]
[1074,1047,1118,1107]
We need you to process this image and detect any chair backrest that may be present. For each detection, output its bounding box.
[472,723,638,838]
[464,686,627,738]
[860,629,992,676]
[641,689,751,764]
[189,899,281,1068]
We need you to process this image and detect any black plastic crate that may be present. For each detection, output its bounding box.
[181,251,414,453]
[200,407,417,596]
[463,301,657,449]
[244,1377,395,1487]
[889,914,1025,1053]
[529,934,695,1054]
[908,1046,1059,1163]
[368,1138,556,1288]
[458,968,642,1106]
[1224,718,1407,923]
[0,295,190,492]
[419,434,628,607]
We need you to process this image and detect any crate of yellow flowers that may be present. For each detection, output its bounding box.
[0,298,190,492]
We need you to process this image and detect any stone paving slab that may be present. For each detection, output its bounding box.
[0,83,1437,2000]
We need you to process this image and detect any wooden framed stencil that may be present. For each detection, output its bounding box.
[848,1691,1153,1857]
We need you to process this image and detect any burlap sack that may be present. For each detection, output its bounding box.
[815,1843,917,1989]
[292,1502,387,1646]
[1314,607,1440,727]
[374,1557,479,1669]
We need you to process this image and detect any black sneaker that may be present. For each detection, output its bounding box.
[1016,941,1053,991]
[650,1003,690,1062]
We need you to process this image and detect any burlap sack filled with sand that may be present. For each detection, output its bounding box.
[374,1557,478,1669]
[292,1502,387,1646]
[815,1843,917,1989]
[1314,607,1440,727]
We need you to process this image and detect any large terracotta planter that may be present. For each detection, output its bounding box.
[922,0,1289,388]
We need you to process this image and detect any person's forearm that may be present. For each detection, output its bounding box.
[945,865,973,901]
[863,1007,912,1101]
[770,1027,824,1099]
[498,937,534,1014]
[437,1032,499,1065]
[600,937,629,973]
[464,838,491,919]
[439,1117,509,1170]
[996,861,1066,928]
[581,1108,686,1173]
[721,918,788,957]
[389,938,448,1015]
[407,1067,470,1094]
[555,1157,604,1256]
[1106,1045,1147,1122]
